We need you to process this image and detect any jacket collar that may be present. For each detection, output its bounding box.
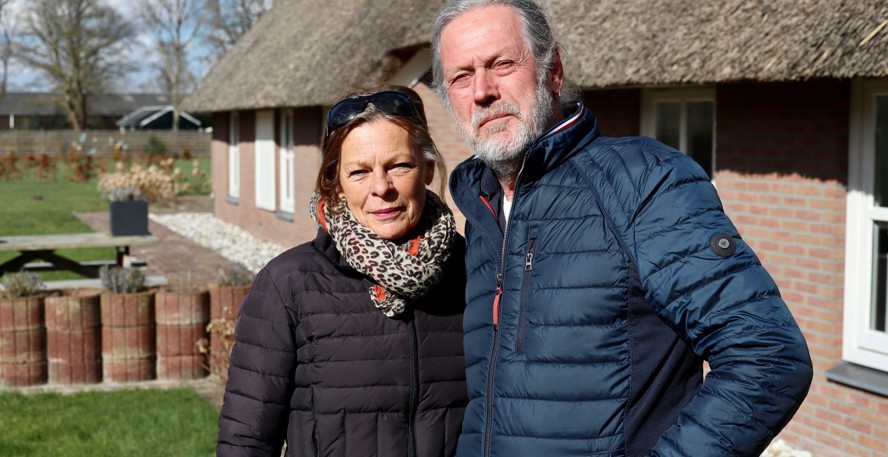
[519,102,597,185]
[450,101,600,214]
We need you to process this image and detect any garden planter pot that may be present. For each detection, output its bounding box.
[207,283,250,377]
[100,290,156,382]
[109,200,149,236]
[155,289,210,380]
[0,295,47,386]
[44,291,102,384]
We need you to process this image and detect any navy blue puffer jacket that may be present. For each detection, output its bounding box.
[448,103,812,457]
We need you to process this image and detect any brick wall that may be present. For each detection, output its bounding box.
[210,112,229,218]
[583,88,641,138]
[715,80,888,457]
[289,107,324,244]
[213,108,325,248]
[415,83,473,232]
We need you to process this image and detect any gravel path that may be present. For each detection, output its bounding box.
[761,439,812,457]
[148,212,815,456]
[150,212,287,273]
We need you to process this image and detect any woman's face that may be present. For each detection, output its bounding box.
[338,120,434,241]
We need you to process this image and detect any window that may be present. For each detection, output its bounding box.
[227,112,240,200]
[844,78,888,371]
[279,110,296,214]
[255,110,277,211]
[641,88,716,179]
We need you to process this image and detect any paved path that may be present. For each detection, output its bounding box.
[75,196,240,289]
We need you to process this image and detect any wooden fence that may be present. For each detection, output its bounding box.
[0,130,211,158]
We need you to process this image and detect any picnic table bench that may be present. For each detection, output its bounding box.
[0,233,159,278]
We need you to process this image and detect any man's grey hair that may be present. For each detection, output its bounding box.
[431,0,575,105]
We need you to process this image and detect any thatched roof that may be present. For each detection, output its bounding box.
[550,0,888,88]
[184,0,888,112]
[182,0,446,112]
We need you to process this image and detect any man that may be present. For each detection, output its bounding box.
[432,1,813,456]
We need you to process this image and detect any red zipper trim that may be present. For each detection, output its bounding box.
[479,195,497,221]
[492,286,502,328]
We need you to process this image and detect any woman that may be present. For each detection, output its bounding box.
[217,86,467,457]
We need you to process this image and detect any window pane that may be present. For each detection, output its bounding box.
[873,223,888,332]
[655,102,680,150]
[687,101,714,178]
[875,95,888,206]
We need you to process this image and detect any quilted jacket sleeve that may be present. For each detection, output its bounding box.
[217,268,297,456]
[628,150,813,457]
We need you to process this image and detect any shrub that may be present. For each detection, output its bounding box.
[146,136,167,157]
[100,266,146,293]
[217,264,253,287]
[32,153,56,180]
[98,163,177,202]
[1,151,22,180]
[196,265,254,380]
[1,271,45,299]
[111,141,126,162]
[198,316,235,380]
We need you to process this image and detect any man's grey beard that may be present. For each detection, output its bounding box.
[459,81,554,182]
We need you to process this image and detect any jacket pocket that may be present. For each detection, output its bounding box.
[516,228,537,354]
[311,388,320,457]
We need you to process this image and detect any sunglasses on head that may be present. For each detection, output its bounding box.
[325,91,423,138]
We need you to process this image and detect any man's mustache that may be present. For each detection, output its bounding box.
[472,101,523,133]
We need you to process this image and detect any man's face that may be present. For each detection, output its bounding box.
[438,5,556,168]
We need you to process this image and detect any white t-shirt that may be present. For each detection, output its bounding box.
[503,195,513,221]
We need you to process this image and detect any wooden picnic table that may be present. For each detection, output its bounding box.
[0,233,159,278]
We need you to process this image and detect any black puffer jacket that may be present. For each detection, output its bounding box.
[217,229,468,457]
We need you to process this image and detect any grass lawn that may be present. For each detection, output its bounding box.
[0,158,211,280]
[0,388,217,456]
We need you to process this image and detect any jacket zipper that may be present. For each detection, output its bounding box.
[483,276,501,457]
[482,155,529,457]
[516,233,536,353]
[407,318,419,457]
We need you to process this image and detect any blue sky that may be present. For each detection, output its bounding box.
[7,0,211,94]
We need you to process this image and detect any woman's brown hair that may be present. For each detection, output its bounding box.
[315,85,447,202]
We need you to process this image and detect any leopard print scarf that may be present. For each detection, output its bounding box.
[311,191,456,318]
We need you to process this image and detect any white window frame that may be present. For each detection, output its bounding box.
[227,112,240,199]
[255,110,277,211]
[641,88,716,177]
[844,78,888,371]
[278,109,296,214]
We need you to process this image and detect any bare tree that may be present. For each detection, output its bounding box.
[139,0,203,132]
[17,0,133,131]
[0,0,13,108]
[203,0,270,61]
